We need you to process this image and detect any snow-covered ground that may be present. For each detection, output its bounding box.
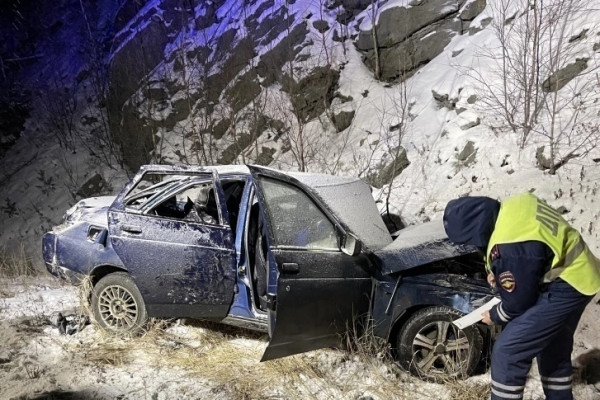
[1,276,598,399]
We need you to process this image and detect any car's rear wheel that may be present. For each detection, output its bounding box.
[394,306,482,381]
[91,272,147,333]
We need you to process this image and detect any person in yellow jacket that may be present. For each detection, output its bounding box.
[443,193,600,400]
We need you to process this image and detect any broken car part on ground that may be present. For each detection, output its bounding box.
[43,165,497,380]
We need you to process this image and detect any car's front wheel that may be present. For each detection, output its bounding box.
[91,272,147,333]
[395,306,482,380]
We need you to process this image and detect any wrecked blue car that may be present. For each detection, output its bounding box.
[43,165,496,379]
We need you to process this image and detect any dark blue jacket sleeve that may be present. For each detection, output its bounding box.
[489,241,552,324]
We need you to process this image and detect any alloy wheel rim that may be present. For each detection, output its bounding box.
[411,320,470,376]
[98,285,139,330]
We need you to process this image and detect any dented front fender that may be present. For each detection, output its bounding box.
[371,273,495,340]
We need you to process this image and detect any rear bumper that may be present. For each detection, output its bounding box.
[42,232,84,284]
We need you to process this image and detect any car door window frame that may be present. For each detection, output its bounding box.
[121,171,229,228]
[146,179,222,225]
[255,176,341,252]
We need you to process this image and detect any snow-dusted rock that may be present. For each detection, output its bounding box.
[355,0,486,81]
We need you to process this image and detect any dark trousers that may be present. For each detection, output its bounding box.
[490,280,592,400]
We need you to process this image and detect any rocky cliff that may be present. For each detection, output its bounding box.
[2,0,487,172]
[104,0,488,171]
[108,0,336,170]
[356,0,487,80]
[2,0,600,264]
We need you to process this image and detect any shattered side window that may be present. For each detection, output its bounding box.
[124,173,190,210]
[258,177,338,250]
[149,181,220,225]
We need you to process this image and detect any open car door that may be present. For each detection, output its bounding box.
[249,166,373,361]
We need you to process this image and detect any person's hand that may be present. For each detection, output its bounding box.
[481,310,493,326]
[487,273,496,288]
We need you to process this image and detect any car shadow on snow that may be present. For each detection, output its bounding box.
[575,348,600,384]
[21,390,97,400]
[181,318,267,341]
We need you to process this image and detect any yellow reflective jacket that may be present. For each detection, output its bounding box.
[486,193,600,295]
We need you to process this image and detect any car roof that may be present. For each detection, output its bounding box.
[138,164,393,251]
[139,164,251,175]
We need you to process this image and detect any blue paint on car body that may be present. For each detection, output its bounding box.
[43,164,495,364]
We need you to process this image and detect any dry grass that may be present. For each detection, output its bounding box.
[446,379,490,400]
[338,316,442,399]
[151,317,446,399]
[0,245,37,277]
[343,316,391,363]
[81,340,132,366]
[143,321,299,398]
[72,319,171,367]
[68,317,436,399]
[162,336,348,399]
[76,275,94,317]
[67,306,451,399]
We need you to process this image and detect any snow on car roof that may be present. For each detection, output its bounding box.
[286,171,359,187]
[139,164,251,175]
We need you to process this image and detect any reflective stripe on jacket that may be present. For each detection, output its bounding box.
[486,193,600,296]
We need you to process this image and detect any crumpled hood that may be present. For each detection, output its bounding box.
[62,196,115,227]
[374,219,478,275]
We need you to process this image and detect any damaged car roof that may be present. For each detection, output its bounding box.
[375,219,478,274]
[131,165,392,251]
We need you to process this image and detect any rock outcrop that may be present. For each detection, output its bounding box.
[107,0,314,170]
[541,58,589,92]
[355,0,486,81]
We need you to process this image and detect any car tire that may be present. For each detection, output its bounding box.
[91,272,148,333]
[395,306,483,381]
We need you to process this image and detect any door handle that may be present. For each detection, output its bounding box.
[281,263,299,273]
[122,225,142,234]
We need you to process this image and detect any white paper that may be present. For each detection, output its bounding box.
[453,297,501,329]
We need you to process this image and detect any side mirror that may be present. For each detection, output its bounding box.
[341,233,362,256]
